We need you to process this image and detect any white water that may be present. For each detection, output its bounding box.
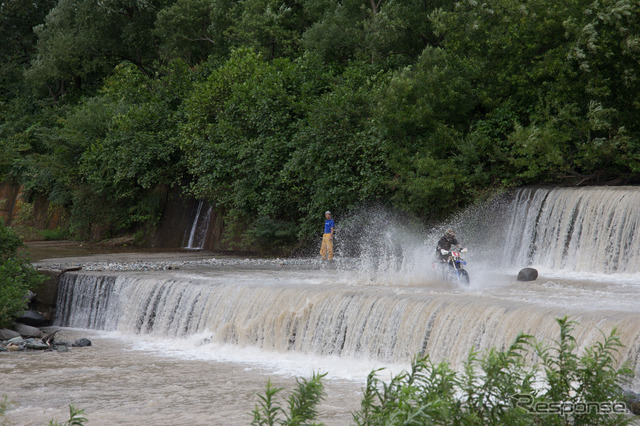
[183,200,213,249]
[55,186,640,384]
[54,266,640,389]
[502,186,640,274]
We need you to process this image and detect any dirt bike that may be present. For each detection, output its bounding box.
[434,248,470,285]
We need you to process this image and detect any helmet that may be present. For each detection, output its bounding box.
[445,228,455,237]
[325,211,331,215]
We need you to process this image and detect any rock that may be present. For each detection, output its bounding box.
[0,346,6,352]
[517,267,538,282]
[25,290,37,303]
[5,336,24,345]
[7,344,20,351]
[0,328,21,340]
[16,310,49,327]
[56,345,69,353]
[72,338,92,347]
[25,340,49,350]
[13,323,43,338]
[54,340,72,347]
[623,390,640,415]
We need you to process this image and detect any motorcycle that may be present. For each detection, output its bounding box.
[434,248,470,285]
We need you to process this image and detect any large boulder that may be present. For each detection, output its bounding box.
[16,310,49,327]
[0,328,21,340]
[14,323,43,338]
[24,339,49,350]
[517,267,538,282]
[73,338,92,347]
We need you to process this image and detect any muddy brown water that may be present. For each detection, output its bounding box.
[1,329,362,425]
[4,235,640,425]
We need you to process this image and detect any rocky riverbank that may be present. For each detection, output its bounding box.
[35,256,342,272]
[0,325,91,353]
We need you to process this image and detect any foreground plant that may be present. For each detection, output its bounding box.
[251,372,327,426]
[49,405,88,426]
[252,317,633,425]
[1,395,14,422]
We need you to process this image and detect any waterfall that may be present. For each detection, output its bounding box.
[183,200,213,249]
[55,272,640,380]
[502,186,640,273]
[53,186,640,389]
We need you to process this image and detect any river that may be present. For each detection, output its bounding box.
[2,186,640,424]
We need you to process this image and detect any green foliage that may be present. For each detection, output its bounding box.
[155,0,234,65]
[0,221,44,328]
[286,64,391,237]
[247,217,299,252]
[0,0,56,100]
[2,0,640,248]
[25,0,164,99]
[253,318,631,425]
[49,405,89,426]
[41,227,71,241]
[352,335,539,425]
[379,47,476,217]
[73,60,192,236]
[230,0,308,60]
[251,372,327,426]
[183,49,320,247]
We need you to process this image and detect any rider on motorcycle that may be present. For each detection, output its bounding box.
[436,229,462,265]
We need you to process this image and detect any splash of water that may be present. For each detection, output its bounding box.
[332,202,511,287]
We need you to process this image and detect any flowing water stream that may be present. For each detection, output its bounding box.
[2,186,640,424]
[183,200,214,250]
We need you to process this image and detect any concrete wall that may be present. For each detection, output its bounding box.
[150,187,225,250]
[0,183,64,230]
[0,183,21,225]
[0,182,224,250]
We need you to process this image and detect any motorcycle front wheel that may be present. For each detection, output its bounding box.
[459,269,470,285]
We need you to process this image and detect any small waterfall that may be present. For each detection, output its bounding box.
[55,272,640,379]
[183,200,214,249]
[502,187,640,273]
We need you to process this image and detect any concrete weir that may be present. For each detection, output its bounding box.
[33,266,82,320]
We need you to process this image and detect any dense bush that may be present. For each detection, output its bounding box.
[253,318,632,425]
[0,221,44,328]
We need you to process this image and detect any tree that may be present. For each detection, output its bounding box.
[567,0,640,175]
[155,0,235,65]
[285,63,391,237]
[0,221,44,328]
[181,49,306,246]
[303,0,450,68]
[377,47,477,217]
[0,0,57,99]
[74,60,194,236]
[25,0,168,100]
[230,0,309,60]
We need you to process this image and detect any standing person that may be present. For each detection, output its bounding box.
[320,211,335,261]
